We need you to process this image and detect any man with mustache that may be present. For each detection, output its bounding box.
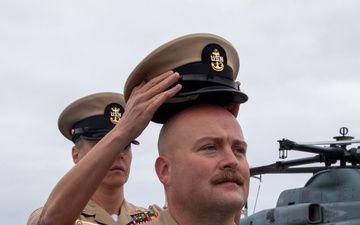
[123,33,250,225]
[149,103,250,225]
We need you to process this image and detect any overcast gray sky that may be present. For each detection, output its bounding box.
[1,1,360,224]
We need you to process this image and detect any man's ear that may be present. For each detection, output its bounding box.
[155,156,171,185]
[72,146,81,164]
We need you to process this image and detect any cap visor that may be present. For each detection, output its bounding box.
[81,134,140,145]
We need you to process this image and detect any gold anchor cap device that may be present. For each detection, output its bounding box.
[58,92,139,144]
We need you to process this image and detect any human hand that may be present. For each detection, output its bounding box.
[224,102,240,118]
[224,81,241,117]
[118,71,182,140]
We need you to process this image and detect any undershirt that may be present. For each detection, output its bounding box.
[111,214,119,222]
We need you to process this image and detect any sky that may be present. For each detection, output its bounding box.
[1,0,360,224]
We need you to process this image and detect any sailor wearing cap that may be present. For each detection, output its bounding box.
[124,33,248,123]
[123,33,248,225]
[57,92,139,145]
[27,92,163,225]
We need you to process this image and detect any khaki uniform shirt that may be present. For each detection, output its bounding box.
[146,210,178,225]
[27,199,162,225]
[147,209,237,225]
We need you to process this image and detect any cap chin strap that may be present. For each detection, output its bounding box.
[78,134,140,145]
[73,126,112,135]
[179,74,238,89]
[72,127,140,145]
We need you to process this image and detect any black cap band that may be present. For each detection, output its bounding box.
[71,115,139,145]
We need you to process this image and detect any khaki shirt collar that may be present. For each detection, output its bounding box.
[82,199,118,225]
[81,199,156,225]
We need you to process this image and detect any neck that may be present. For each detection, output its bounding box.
[169,206,236,225]
[92,185,124,215]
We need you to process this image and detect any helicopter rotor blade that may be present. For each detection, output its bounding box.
[250,155,322,176]
[279,139,345,159]
[297,139,360,146]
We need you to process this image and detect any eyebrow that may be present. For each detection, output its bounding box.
[235,140,247,148]
[196,136,247,147]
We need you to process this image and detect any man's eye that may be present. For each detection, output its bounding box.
[202,145,217,151]
[124,144,131,150]
[234,147,246,155]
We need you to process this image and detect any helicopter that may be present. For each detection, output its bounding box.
[240,127,360,225]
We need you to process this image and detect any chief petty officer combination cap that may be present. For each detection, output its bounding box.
[58,92,139,145]
[124,33,248,124]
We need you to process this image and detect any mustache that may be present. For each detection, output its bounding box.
[210,171,245,186]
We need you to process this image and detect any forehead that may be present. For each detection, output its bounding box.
[78,139,99,148]
[169,105,243,139]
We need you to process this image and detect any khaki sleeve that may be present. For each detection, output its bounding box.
[26,207,43,225]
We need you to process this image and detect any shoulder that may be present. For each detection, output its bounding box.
[26,207,43,225]
[123,200,164,213]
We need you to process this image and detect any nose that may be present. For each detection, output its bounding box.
[219,146,238,171]
[117,152,124,160]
